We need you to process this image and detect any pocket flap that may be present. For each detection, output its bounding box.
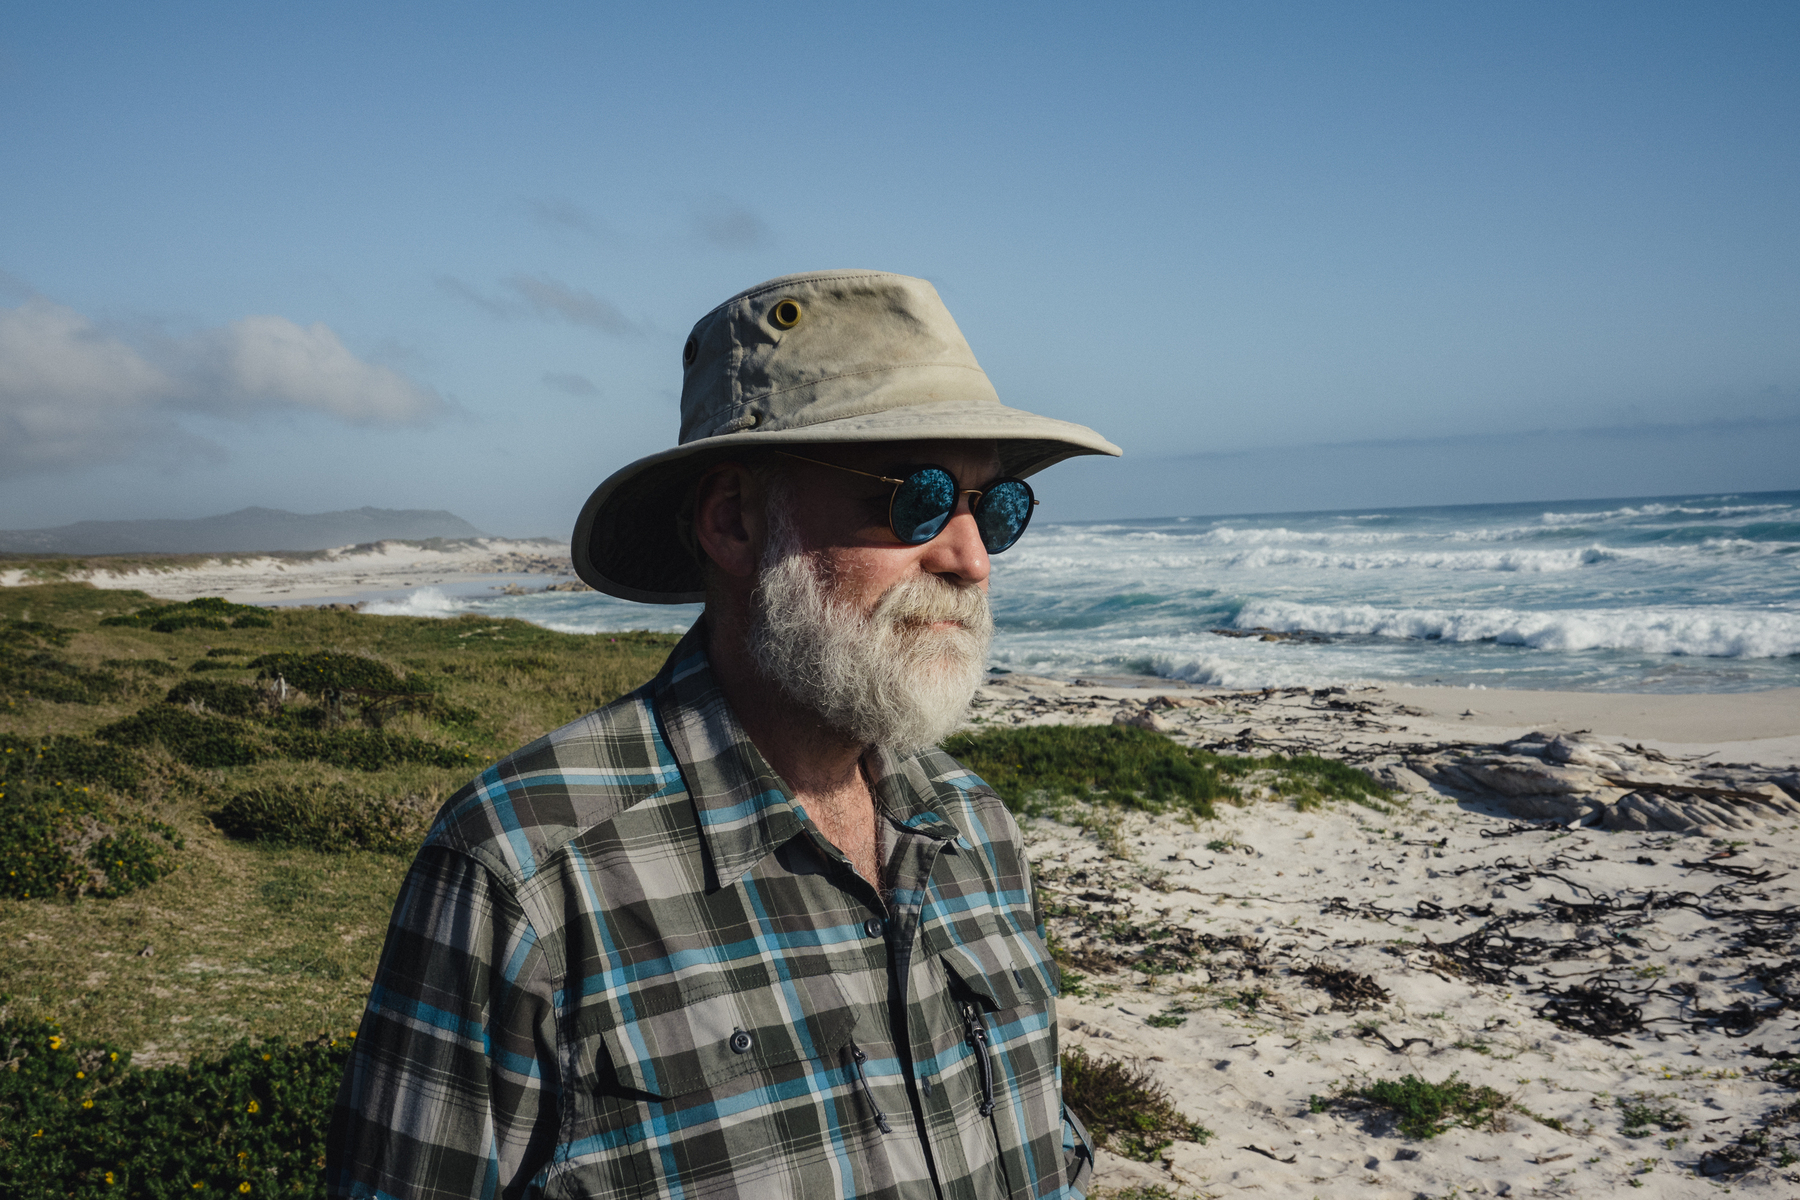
[598,970,857,1099]
[937,938,1056,1013]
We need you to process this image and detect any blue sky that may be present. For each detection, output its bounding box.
[1,1,1795,535]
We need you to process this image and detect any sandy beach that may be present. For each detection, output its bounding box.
[11,560,1800,1194]
[961,675,1800,1196]
[0,538,575,604]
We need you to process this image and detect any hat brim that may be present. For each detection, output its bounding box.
[571,400,1122,604]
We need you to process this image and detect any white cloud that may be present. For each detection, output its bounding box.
[0,296,444,474]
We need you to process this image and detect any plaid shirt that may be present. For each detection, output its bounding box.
[328,626,1092,1200]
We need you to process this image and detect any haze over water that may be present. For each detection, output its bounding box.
[368,489,1800,695]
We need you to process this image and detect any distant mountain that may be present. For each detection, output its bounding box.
[0,506,489,556]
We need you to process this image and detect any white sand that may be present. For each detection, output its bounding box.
[969,680,1800,1196]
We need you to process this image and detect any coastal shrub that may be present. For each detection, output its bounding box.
[0,733,146,792]
[206,647,251,657]
[944,725,1239,817]
[163,678,267,718]
[214,784,432,854]
[1,619,75,648]
[251,650,435,724]
[249,650,422,696]
[1059,1047,1212,1161]
[0,1017,348,1199]
[0,779,181,900]
[96,707,267,769]
[100,596,274,633]
[0,645,124,704]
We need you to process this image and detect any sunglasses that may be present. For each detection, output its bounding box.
[776,452,1039,554]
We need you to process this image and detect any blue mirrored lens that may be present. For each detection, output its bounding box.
[974,480,1034,553]
[890,468,958,543]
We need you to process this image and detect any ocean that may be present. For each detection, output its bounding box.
[364,489,1800,694]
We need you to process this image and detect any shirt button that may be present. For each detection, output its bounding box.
[729,1030,753,1054]
[864,918,884,939]
[921,1076,934,1098]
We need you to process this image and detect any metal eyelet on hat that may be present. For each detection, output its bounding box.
[682,335,698,366]
[770,299,802,329]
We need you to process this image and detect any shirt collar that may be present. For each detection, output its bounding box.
[652,624,964,890]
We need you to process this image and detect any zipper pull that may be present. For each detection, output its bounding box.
[849,1043,893,1134]
[962,1003,996,1117]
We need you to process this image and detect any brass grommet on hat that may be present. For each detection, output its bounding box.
[770,299,802,329]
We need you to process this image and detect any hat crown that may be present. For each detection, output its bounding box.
[678,270,999,444]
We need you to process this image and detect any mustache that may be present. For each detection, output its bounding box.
[866,572,990,633]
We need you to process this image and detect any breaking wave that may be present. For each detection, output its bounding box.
[1233,600,1800,659]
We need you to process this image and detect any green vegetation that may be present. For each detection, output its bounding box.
[1315,1072,1510,1139]
[1619,1095,1689,1138]
[0,1015,348,1199]
[1060,1047,1213,1161]
[943,725,1237,818]
[0,582,676,1058]
[214,784,432,855]
[0,778,181,901]
[943,724,1392,821]
[100,596,274,633]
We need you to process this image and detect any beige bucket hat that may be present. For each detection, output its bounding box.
[572,269,1120,603]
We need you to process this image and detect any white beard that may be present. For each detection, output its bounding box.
[747,497,994,752]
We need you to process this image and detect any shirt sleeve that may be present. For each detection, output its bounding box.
[328,845,559,1200]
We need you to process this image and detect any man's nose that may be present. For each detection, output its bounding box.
[919,498,991,587]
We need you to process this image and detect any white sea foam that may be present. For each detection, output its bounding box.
[361,587,465,617]
[1234,600,1800,659]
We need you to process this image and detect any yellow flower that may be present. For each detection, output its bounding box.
[105,1173,115,1185]
[246,1100,259,1114]
[261,1054,271,1061]
[82,1099,94,1109]
[239,1184,252,1194]
[48,1036,62,1050]
[76,1071,85,1078]
[110,1052,118,1061]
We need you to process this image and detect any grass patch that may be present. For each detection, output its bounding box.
[944,725,1238,818]
[0,1015,347,1198]
[1060,1046,1212,1161]
[0,582,676,1059]
[1316,1072,1510,1139]
[943,724,1392,821]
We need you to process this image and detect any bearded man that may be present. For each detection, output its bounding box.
[328,270,1120,1200]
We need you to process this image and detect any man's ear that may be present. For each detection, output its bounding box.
[693,462,764,579]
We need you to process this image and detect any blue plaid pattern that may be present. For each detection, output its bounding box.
[328,626,1092,1199]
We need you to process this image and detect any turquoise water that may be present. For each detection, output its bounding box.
[366,489,1800,694]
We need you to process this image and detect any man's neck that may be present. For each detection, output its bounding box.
[704,613,885,894]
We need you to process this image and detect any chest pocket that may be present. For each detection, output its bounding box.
[923,913,1059,1015]
[592,964,858,1100]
